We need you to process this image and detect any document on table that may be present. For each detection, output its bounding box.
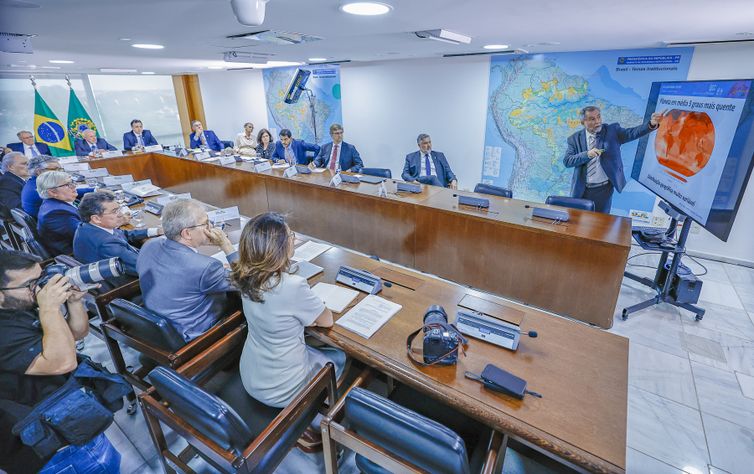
[311,168,327,173]
[311,283,358,313]
[272,163,290,169]
[210,243,240,265]
[336,295,402,338]
[292,241,331,262]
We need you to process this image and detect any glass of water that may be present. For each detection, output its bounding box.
[114,190,125,204]
[131,209,144,228]
[86,178,99,189]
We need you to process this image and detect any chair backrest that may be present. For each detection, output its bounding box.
[345,387,470,474]
[221,140,233,149]
[361,167,392,179]
[149,366,254,456]
[474,183,512,198]
[545,195,595,211]
[107,298,186,352]
[9,208,49,259]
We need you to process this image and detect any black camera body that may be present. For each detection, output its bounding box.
[422,305,466,365]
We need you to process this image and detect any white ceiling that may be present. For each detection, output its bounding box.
[1,0,754,75]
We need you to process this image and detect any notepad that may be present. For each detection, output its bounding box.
[336,295,402,338]
[311,283,358,313]
[292,241,331,262]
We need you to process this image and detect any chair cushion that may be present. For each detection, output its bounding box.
[107,298,185,352]
[474,183,512,198]
[345,387,470,474]
[360,168,392,179]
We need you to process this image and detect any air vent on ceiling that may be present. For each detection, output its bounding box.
[414,29,471,45]
[443,49,526,58]
[664,38,754,46]
[226,30,322,45]
[1,32,34,53]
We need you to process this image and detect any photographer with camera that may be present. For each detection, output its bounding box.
[0,250,121,473]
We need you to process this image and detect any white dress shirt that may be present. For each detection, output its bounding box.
[24,144,41,158]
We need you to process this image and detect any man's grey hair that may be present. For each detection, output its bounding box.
[16,130,33,139]
[416,133,430,144]
[162,199,206,241]
[1,151,24,173]
[580,106,601,120]
[82,129,96,138]
[28,155,59,175]
[191,120,202,128]
[36,170,71,199]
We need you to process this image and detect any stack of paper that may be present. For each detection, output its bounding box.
[292,241,331,262]
[336,295,402,339]
[311,283,358,313]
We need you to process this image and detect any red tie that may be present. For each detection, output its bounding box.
[330,144,339,171]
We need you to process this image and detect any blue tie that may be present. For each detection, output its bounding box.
[91,143,97,152]
[424,153,431,177]
[30,146,39,157]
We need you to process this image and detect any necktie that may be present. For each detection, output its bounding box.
[424,153,432,177]
[587,134,598,180]
[30,146,39,157]
[137,135,143,147]
[330,144,339,171]
[91,143,97,152]
[285,146,294,165]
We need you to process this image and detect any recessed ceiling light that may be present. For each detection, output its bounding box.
[40,66,61,69]
[308,57,328,62]
[483,44,510,50]
[119,37,132,41]
[340,2,392,16]
[207,65,225,70]
[49,59,74,64]
[131,43,164,49]
[99,68,138,73]
[141,71,156,74]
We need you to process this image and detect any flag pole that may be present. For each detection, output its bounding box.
[65,74,71,89]
[30,75,36,88]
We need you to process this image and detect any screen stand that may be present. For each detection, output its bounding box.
[304,88,318,144]
[622,206,706,322]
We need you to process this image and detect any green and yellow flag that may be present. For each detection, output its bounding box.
[33,89,72,156]
[67,87,98,141]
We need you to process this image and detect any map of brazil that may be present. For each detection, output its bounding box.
[482,48,693,216]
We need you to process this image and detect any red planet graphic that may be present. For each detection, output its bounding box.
[654,109,715,182]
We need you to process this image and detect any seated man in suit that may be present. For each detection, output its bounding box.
[189,120,224,152]
[402,133,457,189]
[122,119,159,151]
[37,170,86,256]
[74,129,117,157]
[136,199,238,342]
[74,191,161,280]
[6,130,51,157]
[313,123,364,172]
[271,129,320,165]
[0,152,30,210]
[22,155,62,219]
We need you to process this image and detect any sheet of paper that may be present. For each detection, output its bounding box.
[336,295,402,338]
[311,283,359,313]
[58,156,79,164]
[210,243,240,265]
[292,240,331,262]
[311,168,327,173]
[272,162,290,169]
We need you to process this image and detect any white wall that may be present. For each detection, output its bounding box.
[199,44,754,264]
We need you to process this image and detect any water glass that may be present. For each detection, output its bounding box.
[131,209,144,228]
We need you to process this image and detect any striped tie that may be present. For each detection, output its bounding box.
[587,134,598,180]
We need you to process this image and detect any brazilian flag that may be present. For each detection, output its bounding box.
[67,88,98,141]
[33,89,72,156]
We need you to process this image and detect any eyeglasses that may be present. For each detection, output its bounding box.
[99,207,122,216]
[51,181,76,190]
[184,220,211,231]
[0,277,40,292]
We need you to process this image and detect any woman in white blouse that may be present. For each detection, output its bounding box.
[234,122,256,156]
[231,212,346,407]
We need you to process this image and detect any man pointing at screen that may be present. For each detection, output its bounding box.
[563,106,663,213]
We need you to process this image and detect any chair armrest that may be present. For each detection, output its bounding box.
[176,322,248,382]
[171,310,245,367]
[480,430,505,474]
[95,279,142,322]
[100,320,175,363]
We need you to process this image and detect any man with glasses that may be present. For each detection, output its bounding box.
[21,155,62,219]
[137,199,238,341]
[37,171,88,256]
[0,250,120,473]
[272,129,320,166]
[313,123,364,172]
[0,152,30,210]
[74,129,116,157]
[6,130,51,158]
[73,191,162,282]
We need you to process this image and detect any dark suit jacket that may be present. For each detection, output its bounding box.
[563,122,654,197]
[189,130,224,152]
[314,141,364,172]
[402,151,457,187]
[73,222,148,276]
[0,172,25,210]
[6,142,51,155]
[271,139,321,165]
[255,143,275,160]
[38,198,81,256]
[22,176,90,220]
[74,138,117,156]
[122,130,158,151]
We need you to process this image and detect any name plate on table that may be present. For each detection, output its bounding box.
[207,206,240,224]
[194,151,211,160]
[329,173,342,187]
[79,168,109,178]
[254,161,272,173]
[219,155,237,166]
[283,166,298,178]
[121,179,152,192]
[58,156,79,165]
[63,162,90,172]
[101,150,122,158]
[156,193,192,205]
[144,144,162,152]
[103,175,134,186]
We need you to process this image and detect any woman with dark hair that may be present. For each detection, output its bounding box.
[234,122,256,156]
[231,212,345,407]
[255,128,274,160]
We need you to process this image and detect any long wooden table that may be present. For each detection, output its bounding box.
[85,151,632,329]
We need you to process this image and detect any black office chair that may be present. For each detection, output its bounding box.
[544,195,595,211]
[360,168,392,179]
[474,183,512,199]
[220,140,233,150]
[0,203,21,250]
[9,208,49,259]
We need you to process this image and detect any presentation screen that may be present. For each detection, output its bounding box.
[632,79,754,241]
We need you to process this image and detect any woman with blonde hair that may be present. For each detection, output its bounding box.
[231,212,345,407]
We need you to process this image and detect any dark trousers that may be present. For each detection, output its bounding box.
[581,182,614,214]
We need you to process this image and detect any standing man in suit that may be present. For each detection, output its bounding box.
[189,120,224,152]
[74,129,116,157]
[122,119,159,151]
[136,199,238,342]
[563,106,663,213]
[402,133,457,189]
[6,130,51,157]
[272,129,320,165]
[0,152,30,210]
[36,171,85,256]
[313,123,364,172]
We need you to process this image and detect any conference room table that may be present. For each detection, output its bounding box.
[96,172,630,474]
[83,150,632,329]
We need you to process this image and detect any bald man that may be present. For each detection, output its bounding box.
[74,129,116,157]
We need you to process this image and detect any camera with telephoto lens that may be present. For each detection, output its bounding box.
[37,258,125,291]
[422,305,467,365]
